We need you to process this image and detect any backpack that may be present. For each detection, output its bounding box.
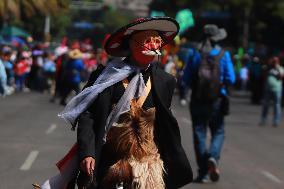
[195,50,225,103]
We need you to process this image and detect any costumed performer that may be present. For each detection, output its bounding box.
[37,17,193,189]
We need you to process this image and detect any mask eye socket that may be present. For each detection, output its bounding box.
[145,39,151,44]
[155,38,161,44]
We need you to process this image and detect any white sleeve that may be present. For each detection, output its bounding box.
[279,66,284,76]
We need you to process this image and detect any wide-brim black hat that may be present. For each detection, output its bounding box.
[203,24,227,42]
[104,17,180,57]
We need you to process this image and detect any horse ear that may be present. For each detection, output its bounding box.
[146,107,155,113]
[145,107,156,120]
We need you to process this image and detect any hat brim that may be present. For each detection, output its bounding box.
[69,50,82,59]
[105,17,180,57]
[210,28,227,42]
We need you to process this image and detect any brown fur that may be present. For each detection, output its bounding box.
[103,101,165,188]
[106,101,157,160]
[102,159,133,189]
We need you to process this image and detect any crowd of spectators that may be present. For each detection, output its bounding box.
[0,37,109,105]
[160,39,284,108]
[1,35,283,113]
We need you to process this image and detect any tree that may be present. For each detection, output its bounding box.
[150,0,284,48]
[101,8,134,33]
[0,0,68,24]
[0,0,69,40]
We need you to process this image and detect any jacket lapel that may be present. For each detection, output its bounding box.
[151,63,179,125]
[151,63,166,107]
[151,63,173,113]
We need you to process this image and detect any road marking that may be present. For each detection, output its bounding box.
[46,124,57,134]
[20,150,39,171]
[261,170,283,184]
[181,117,191,125]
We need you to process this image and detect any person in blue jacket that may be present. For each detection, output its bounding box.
[60,49,85,105]
[0,58,7,96]
[182,24,235,183]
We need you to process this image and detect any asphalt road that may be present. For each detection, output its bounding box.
[0,91,283,189]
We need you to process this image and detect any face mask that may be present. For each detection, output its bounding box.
[129,31,162,68]
[131,48,156,67]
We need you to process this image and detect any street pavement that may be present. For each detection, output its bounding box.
[0,91,283,189]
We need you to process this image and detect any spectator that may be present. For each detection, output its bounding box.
[60,49,84,105]
[1,47,15,87]
[50,44,69,103]
[182,24,235,183]
[0,57,7,96]
[28,48,44,91]
[14,53,28,92]
[42,53,56,93]
[260,56,284,127]
[249,56,263,104]
[0,47,14,95]
[239,62,249,91]
[164,55,177,76]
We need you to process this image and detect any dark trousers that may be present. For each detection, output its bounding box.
[190,99,225,177]
[60,82,81,104]
[15,74,26,91]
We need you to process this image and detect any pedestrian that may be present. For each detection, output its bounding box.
[60,49,85,105]
[38,17,193,189]
[1,46,15,88]
[249,56,263,104]
[260,56,284,127]
[182,24,235,183]
[96,48,108,66]
[42,52,56,93]
[50,46,69,103]
[164,55,177,76]
[177,42,199,107]
[14,52,29,92]
[0,56,7,96]
[239,61,249,91]
[28,48,45,92]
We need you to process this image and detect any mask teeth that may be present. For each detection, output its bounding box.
[155,49,161,55]
[142,50,156,56]
[142,49,161,56]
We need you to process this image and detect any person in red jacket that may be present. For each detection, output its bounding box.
[14,53,28,91]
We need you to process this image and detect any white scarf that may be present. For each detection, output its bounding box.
[58,58,146,137]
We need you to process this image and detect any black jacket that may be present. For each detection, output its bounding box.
[77,63,193,188]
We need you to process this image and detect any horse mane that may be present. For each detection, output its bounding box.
[106,100,157,160]
[103,101,165,189]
